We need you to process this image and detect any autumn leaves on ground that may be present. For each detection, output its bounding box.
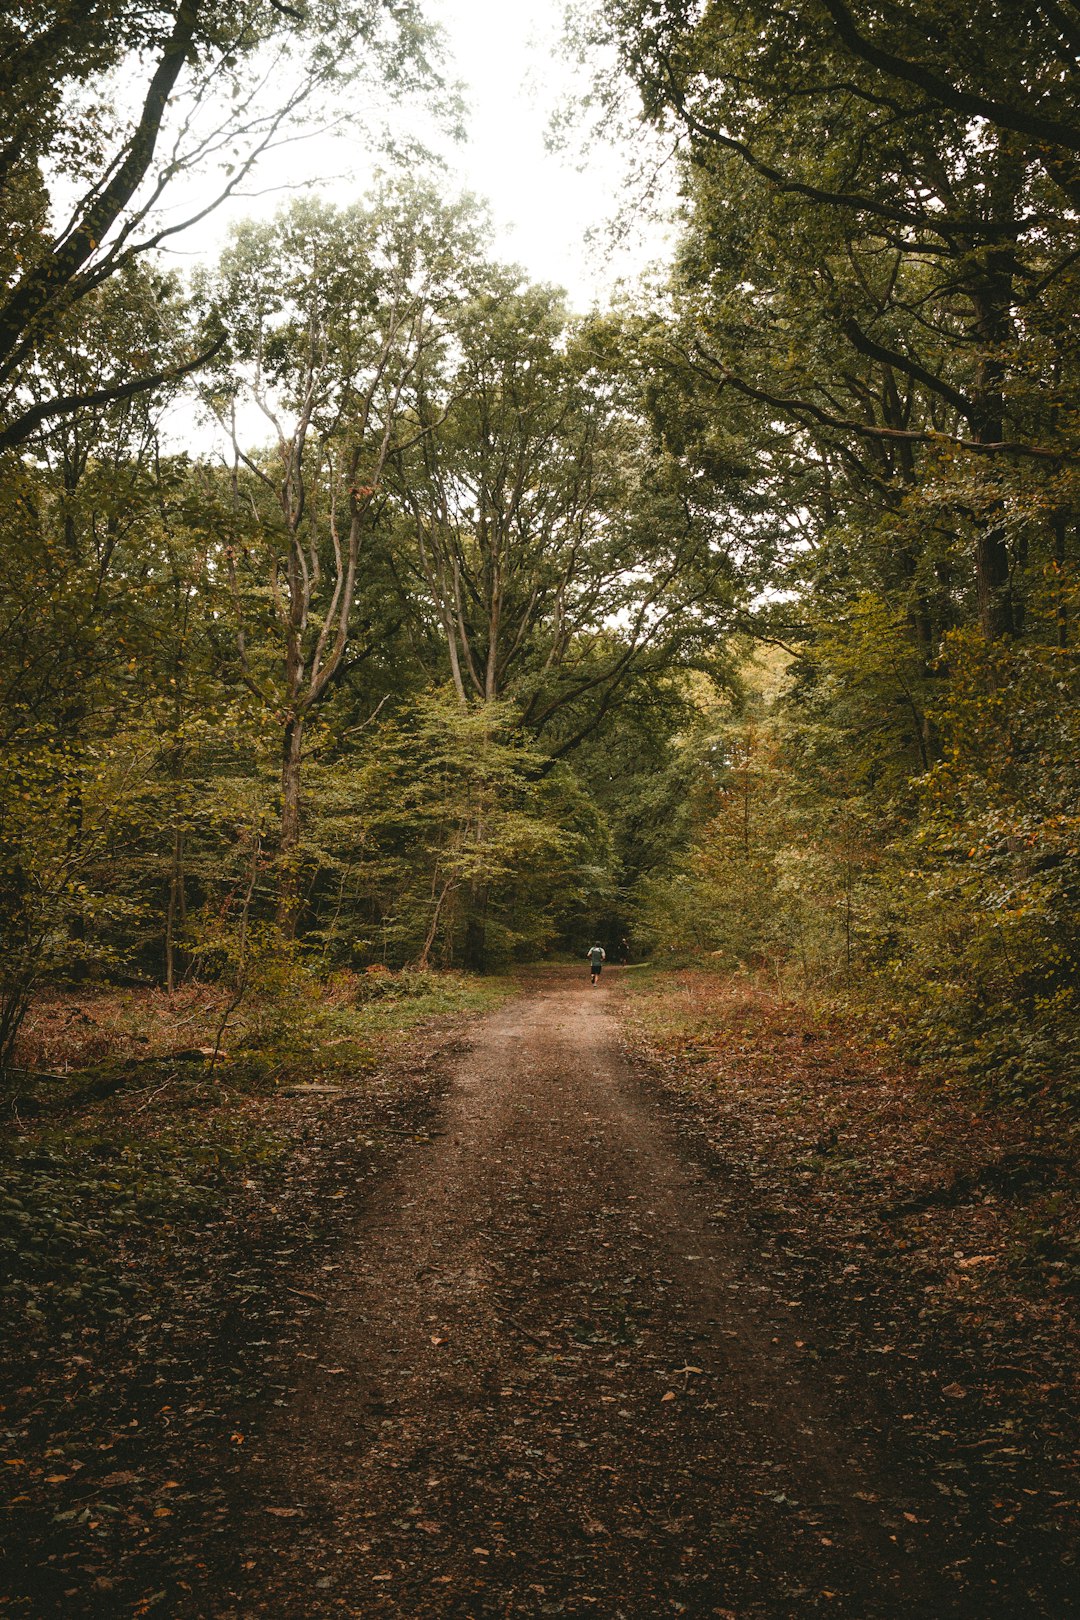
[2,967,1076,1618]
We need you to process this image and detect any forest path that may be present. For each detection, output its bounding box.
[217,969,955,1619]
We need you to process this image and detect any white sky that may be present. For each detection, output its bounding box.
[158,0,672,311]
[427,0,662,307]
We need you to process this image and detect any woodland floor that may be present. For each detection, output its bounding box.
[2,966,1078,1618]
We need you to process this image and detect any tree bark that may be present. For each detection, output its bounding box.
[0,0,201,389]
[165,826,185,995]
[969,142,1023,641]
[277,713,305,938]
[462,891,489,973]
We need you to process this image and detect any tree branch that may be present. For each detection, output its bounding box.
[686,342,1075,461]
[653,44,1023,240]
[0,333,226,454]
[838,315,972,421]
[0,0,201,381]
[817,0,1080,154]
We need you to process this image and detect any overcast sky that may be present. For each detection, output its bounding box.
[161,0,672,311]
[427,0,658,306]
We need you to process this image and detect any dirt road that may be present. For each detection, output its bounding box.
[197,968,992,1619]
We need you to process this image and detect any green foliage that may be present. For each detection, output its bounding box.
[883,610,1080,1096]
[0,0,450,451]
[569,0,1080,1100]
[306,689,613,970]
[7,0,1078,1113]
[639,599,1080,1101]
[386,285,739,744]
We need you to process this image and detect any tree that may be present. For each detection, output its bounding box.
[586,0,1080,640]
[307,690,609,969]
[203,188,484,932]
[0,0,448,452]
[564,0,1080,1088]
[388,284,737,755]
[0,269,199,1061]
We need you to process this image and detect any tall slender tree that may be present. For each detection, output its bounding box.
[205,189,484,932]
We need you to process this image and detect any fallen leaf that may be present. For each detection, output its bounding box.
[661,1391,677,1402]
[265,1506,303,1518]
[941,1383,967,1399]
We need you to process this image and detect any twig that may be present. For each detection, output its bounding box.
[496,1312,551,1349]
[375,1126,444,1139]
[133,1079,178,1114]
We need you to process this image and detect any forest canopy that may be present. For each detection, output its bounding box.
[1,0,1078,1100]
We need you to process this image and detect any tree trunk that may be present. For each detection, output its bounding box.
[974,521,1014,640]
[417,874,456,971]
[277,712,305,938]
[462,895,488,973]
[1053,511,1069,648]
[970,146,1022,641]
[165,825,185,995]
[969,322,1015,640]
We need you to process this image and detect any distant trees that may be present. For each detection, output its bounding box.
[0,156,741,1046]
[8,0,1075,1099]
[0,269,199,1065]
[308,693,609,970]
[392,280,628,710]
[389,287,737,751]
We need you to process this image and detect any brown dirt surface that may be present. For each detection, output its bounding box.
[4,967,1078,1617]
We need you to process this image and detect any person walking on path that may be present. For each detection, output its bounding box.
[587,943,606,984]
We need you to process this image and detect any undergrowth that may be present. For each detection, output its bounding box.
[0,968,509,1361]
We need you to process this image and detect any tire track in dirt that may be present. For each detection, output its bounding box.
[210,970,966,1618]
